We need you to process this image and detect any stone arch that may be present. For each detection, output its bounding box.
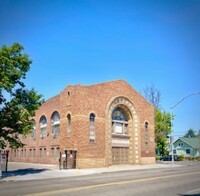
[105,96,140,166]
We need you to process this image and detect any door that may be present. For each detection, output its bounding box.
[112,147,129,165]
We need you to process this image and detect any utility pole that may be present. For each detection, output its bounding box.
[170,91,200,165]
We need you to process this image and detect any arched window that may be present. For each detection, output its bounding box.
[51,112,60,137]
[112,107,128,134]
[89,113,95,143]
[112,107,128,121]
[67,114,71,137]
[145,122,148,130]
[40,115,47,138]
[31,120,36,139]
[144,122,149,149]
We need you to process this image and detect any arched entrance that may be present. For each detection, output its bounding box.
[106,96,140,166]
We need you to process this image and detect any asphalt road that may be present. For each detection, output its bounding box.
[0,162,200,196]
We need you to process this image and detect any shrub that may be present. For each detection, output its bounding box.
[179,155,184,161]
[156,155,161,160]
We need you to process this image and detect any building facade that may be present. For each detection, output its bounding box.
[172,138,200,157]
[8,80,155,168]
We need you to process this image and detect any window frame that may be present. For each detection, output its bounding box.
[51,111,60,137]
[67,114,71,137]
[40,115,47,138]
[89,113,96,143]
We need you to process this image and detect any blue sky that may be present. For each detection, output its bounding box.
[1,0,200,137]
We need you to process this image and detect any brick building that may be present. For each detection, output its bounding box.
[9,80,155,168]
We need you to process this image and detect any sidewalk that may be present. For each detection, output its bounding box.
[1,162,182,182]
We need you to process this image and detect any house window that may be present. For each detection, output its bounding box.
[67,114,71,137]
[186,149,191,154]
[40,116,47,138]
[179,142,184,146]
[173,149,176,154]
[89,113,95,143]
[112,107,128,135]
[31,120,36,139]
[51,111,60,137]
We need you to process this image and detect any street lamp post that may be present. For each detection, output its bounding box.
[170,91,200,165]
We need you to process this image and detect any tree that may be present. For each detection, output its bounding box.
[0,43,43,149]
[155,109,172,155]
[184,129,196,138]
[142,84,161,109]
[142,85,172,156]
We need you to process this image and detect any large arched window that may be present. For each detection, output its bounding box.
[51,111,60,137]
[89,113,95,143]
[67,114,71,137]
[40,115,47,138]
[112,107,128,134]
[31,120,36,139]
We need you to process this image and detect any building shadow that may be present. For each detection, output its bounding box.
[2,168,48,179]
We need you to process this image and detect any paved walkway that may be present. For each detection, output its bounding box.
[1,162,181,182]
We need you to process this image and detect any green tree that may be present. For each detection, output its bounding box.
[155,109,172,155]
[184,129,197,138]
[142,85,172,156]
[0,43,43,149]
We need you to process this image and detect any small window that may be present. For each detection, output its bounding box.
[51,112,60,137]
[186,149,191,154]
[51,147,54,157]
[40,116,47,138]
[67,114,71,137]
[89,113,95,143]
[43,148,47,157]
[145,122,148,130]
[39,148,42,157]
[179,142,184,146]
[56,147,60,157]
[29,149,32,157]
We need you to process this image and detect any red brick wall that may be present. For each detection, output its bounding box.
[8,79,155,167]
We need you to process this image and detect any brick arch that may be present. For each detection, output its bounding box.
[105,96,141,166]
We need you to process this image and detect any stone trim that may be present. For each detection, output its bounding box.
[105,96,141,166]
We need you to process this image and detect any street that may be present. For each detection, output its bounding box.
[0,162,200,196]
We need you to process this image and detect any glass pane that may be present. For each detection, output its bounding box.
[115,123,123,134]
[52,112,60,123]
[112,108,127,121]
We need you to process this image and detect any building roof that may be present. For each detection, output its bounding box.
[175,137,200,149]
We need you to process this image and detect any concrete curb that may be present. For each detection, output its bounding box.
[1,163,183,182]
